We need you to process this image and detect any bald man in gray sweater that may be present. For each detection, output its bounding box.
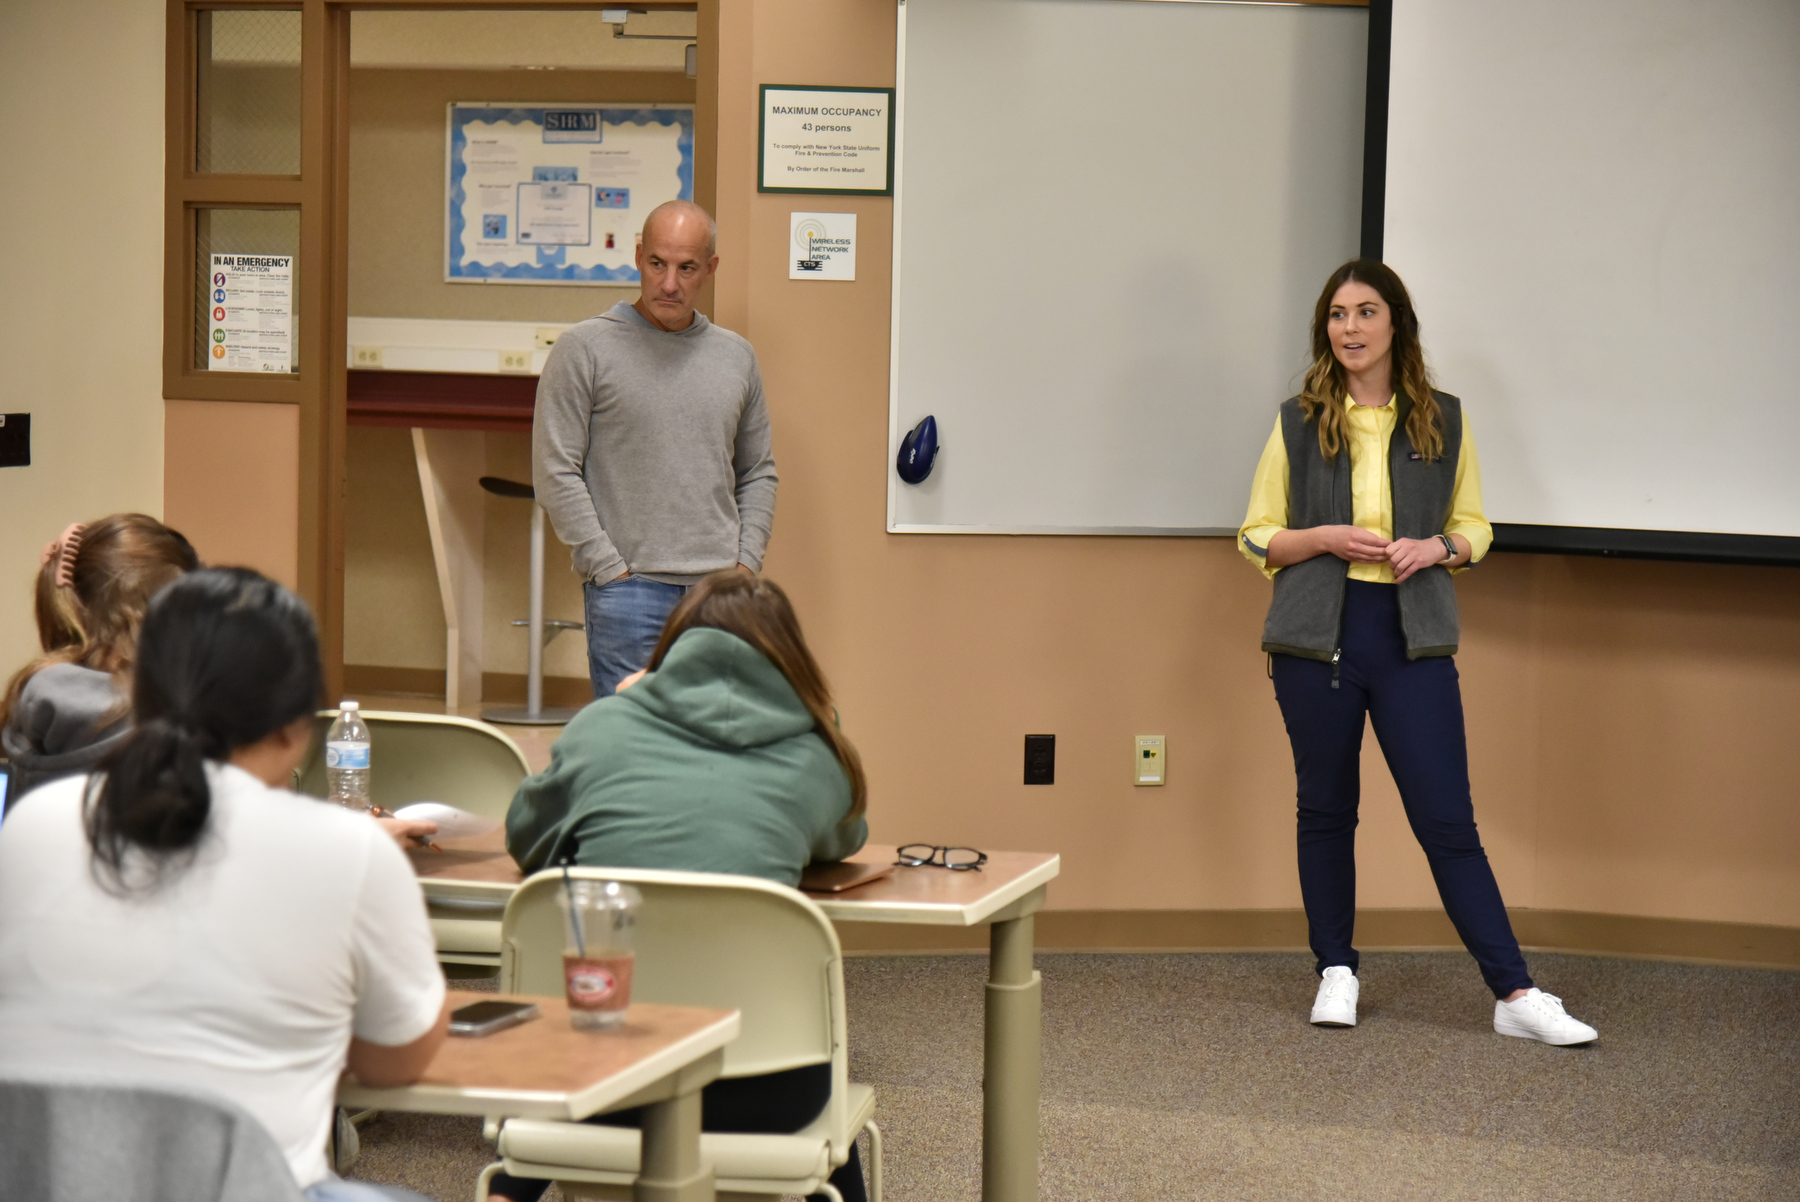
[532,201,778,698]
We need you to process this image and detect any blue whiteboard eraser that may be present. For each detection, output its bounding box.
[896,414,939,484]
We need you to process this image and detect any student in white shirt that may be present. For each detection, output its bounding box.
[0,568,449,1200]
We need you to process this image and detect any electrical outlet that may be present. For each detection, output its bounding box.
[1024,734,1055,785]
[534,327,563,350]
[351,345,383,369]
[1135,735,1166,786]
[499,350,532,373]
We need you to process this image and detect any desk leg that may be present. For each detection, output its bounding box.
[635,1087,713,1202]
[983,910,1041,1202]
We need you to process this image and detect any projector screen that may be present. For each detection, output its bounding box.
[1384,0,1800,541]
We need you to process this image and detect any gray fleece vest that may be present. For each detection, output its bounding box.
[1257,390,1464,661]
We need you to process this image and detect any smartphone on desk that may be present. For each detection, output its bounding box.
[449,1000,540,1037]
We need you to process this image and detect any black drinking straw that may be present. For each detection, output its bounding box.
[562,862,587,959]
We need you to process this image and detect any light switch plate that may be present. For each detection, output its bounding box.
[1135,734,1166,786]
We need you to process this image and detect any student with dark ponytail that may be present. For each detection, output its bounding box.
[0,568,448,1201]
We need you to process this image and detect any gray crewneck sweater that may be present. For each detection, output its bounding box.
[532,301,778,586]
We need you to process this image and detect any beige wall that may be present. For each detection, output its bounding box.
[343,426,589,681]
[0,0,168,674]
[715,0,1800,930]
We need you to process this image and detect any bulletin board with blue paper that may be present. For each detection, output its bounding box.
[445,103,694,285]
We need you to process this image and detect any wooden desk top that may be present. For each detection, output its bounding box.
[808,845,1060,927]
[410,835,1060,929]
[337,989,738,1121]
[407,828,523,895]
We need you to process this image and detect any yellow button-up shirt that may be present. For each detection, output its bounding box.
[1237,396,1492,583]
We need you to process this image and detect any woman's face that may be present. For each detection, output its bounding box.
[1327,281,1394,379]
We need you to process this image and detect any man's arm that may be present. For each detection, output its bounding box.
[533,336,627,583]
[732,359,779,571]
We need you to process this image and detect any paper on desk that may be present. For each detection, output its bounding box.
[393,803,500,840]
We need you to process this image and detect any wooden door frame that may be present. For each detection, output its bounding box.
[167,0,713,698]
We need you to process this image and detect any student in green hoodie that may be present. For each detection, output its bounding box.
[494,569,869,1202]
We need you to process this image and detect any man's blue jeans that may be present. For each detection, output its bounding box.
[582,575,688,698]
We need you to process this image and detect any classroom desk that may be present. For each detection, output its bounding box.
[407,838,1062,1202]
[339,988,738,1202]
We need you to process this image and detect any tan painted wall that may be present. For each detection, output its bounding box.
[716,0,1800,929]
[0,0,168,674]
[164,401,301,590]
[343,426,589,681]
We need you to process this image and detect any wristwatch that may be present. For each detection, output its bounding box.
[1438,534,1458,562]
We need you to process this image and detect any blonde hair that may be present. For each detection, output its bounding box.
[1,514,199,729]
[1297,259,1444,463]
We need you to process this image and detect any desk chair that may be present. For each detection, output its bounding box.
[479,476,583,726]
[481,868,883,1202]
[297,710,530,967]
[0,1071,306,1202]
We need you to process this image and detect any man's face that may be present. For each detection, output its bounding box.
[634,214,719,331]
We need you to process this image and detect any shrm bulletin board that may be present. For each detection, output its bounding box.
[446,103,694,284]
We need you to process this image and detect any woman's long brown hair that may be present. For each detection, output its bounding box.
[1298,259,1444,462]
[646,571,868,821]
[0,514,199,730]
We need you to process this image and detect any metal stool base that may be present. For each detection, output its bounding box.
[480,706,582,726]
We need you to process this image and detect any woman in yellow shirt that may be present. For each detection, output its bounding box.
[1239,259,1597,1045]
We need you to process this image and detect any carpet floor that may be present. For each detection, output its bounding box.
[351,951,1800,1201]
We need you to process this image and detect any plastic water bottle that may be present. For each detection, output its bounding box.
[325,701,371,811]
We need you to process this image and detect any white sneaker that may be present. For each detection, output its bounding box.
[1494,988,1598,1046]
[1310,965,1359,1027]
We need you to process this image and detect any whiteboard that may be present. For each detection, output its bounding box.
[446,103,693,285]
[1385,0,1800,537]
[889,0,1367,534]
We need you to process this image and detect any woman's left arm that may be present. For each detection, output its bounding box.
[1388,419,1492,582]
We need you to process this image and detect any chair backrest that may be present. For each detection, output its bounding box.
[502,868,847,1090]
[0,1071,305,1202]
[296,710,530,822]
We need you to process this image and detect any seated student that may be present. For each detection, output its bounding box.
[0,568,448,1202]
[0,514,198,797]
[507,569,868,882]
[494,569,869,1202]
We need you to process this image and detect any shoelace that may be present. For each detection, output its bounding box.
[1319,972,1355,1001]
[1512,990,1571,1023]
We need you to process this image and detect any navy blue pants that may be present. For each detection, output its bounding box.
[1271,580,1533,999]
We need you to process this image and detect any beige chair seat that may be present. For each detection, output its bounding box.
[496,1082,875,1193]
